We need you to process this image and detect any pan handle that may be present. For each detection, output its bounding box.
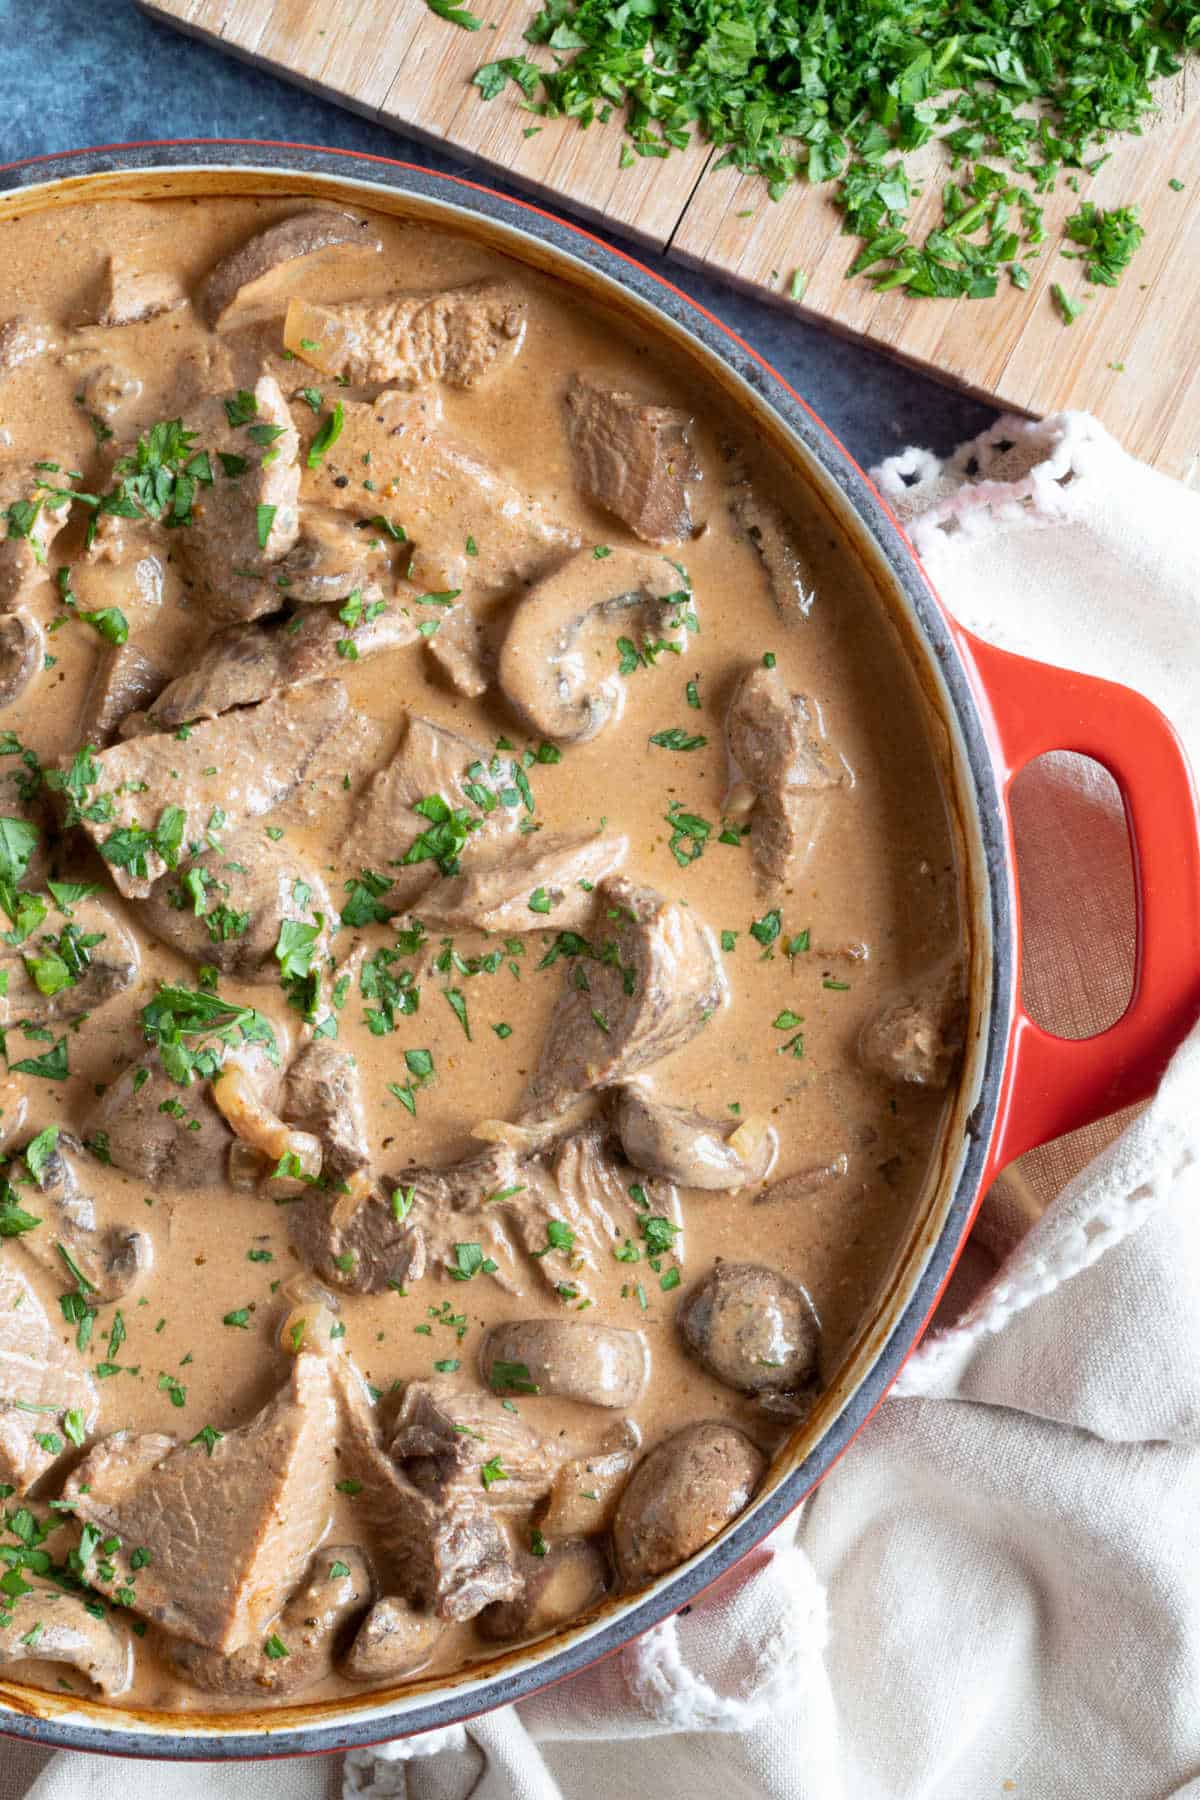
[960,629,1200,1176]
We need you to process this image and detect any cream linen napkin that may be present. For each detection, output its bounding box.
[4,412,1199,1800]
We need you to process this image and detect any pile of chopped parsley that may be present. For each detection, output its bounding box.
[431,0,1198,311]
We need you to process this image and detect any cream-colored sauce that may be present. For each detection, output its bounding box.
[0,196,962,1714]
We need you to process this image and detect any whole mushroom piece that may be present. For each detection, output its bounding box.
[480,1319,648,1410]
[612,1422,765,1587]
[0,1586,133,1696]
[677,1260,820,1396]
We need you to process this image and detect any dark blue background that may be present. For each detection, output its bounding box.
[0,0,997,469]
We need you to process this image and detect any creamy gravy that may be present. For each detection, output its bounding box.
[0,195,963,1715]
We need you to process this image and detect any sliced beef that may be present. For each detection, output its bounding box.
[0,611,43,708]
[93,256,187,328]
[17,1129,152,1302]
[0,1587,132,1696]
[282,1040,370,1180]
[426,600,493,699]
[308,1327,520,1622]
[498,547,693,743]
[417,830,628,935]
[524,875,726,1119]
[728,480,816,620]
[269,505,392,606]
[345,713,523,907]
[145,602,414,729]
[565,373,700,545]
[858,963,965,1088]
[0,466,71,610]
[677,1261,820,1395]
[308,393,577,598]
[167,1545,373,1698]
[86,1048,242,1189]
[81,642,166,745]
[64,677,348,898]
[199,208,383,326]
[340,1595,442,1682]
[612,1086,776,1191]
[288,1146,521,1294]
[176,374,301,622]
[139,830,334,983]
[725,664,846,889]
[0,1262,98,1495]
[480,1319,647,1410]
[64,1353,337,1652]
[285,280,526,389]
[390,1381,563,1514]
[0,894,140,1029]
[0,315,55,381]
[476,1538,608,1644]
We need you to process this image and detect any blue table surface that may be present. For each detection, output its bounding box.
[0,0,998,471]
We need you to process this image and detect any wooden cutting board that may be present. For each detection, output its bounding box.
[141,0,1200,477]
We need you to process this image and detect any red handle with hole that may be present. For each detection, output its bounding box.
[958,629,1200,1180]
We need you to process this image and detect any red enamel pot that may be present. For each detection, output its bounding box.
[0,141,1197,1761]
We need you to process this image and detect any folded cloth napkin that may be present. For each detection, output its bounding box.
[6,412,1198,1800]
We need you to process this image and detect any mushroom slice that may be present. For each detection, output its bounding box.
[340,1595,443,1683]
[538,1421,640,1540]
[0,611,42,709]
[81,641,166,745]
[498,547,694,744]
[0,895,140,1029]
[16,1129,152,1303]
[525,875,726,1120]
[0,1586,133,1696]
[167,1546,373,1698]
[480,1320,648,1410]
[416,830,628,935]
[284,279,526,389]
[199,209,383,326]
[477,1539,609,1644]
[729,479,816,620]
[612,1086,776,1191]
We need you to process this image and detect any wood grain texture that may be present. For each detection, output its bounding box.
[139,0,1199,476]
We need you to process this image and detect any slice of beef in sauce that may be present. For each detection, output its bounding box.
[174,374,301,622]
[415,829,628,935]
[306,392,578,600]
[90,256,187,328]
[138,828,334,984]
[344,712,524,912]
[425,599,495,699]
[497,546,693,744]
[81,642,167,745]
[0,1261,98,1496]
[285,279,526,390]
[724,662,848,890]
[59,676,348,898]
[565,372,701,546]
[167,1546,373,1699]
[63,1352,338,1653]
[198,208,383,327]
[0,892,139,1030]
[143,602,416,731]
[859,960,966,1088]
[523,874,727,1121]
[15,1128,152,1302]
[390,1380,565,1515]
[611,1085,777,1191]
[294,1322,520,1623]
[728,478,817,620]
